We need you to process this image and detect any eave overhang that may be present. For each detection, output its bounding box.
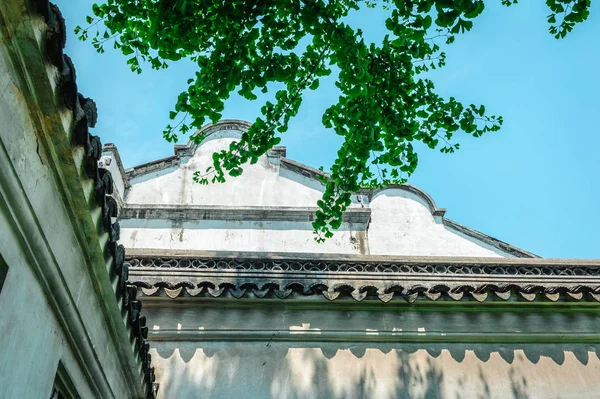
[127,250,600,303]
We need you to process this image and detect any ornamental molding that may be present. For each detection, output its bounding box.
[147,329,600,346]
[176,119,253,157]
[120,204,371,226]
[126,250,600,303]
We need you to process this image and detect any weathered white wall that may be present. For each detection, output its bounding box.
[120,220,368,254]
[368,189,507,257]
[0,38,133,398]
[149,342,600,399]
[122,131,515,257]
[126,135,329,207]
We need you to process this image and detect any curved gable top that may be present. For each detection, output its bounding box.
[174,119,252,158]
[369,186,537,258]
[372,184,447,217]
[113,119,537,258]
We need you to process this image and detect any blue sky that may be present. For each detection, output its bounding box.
[56,1,600,259]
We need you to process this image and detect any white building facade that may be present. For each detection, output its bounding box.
[107,121,600,398]
[2,3,599,399]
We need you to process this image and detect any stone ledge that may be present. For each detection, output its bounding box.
[124,248,595,265]
[146,329,600,344]
[120,204,372,226]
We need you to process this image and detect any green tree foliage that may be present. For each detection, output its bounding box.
[77,0,590,241]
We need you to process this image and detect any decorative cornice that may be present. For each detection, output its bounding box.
[178,119,253,156]
[147,329,600,345]
[443,218,538,258]
[125,154,180,181]
[120,204,371,226]
[279,157,330,181]
[126,251,600,303]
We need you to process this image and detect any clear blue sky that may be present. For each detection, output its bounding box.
[56,1,600,259]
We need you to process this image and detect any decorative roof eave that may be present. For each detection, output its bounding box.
[126,250,600,304]
[102,143,131,189]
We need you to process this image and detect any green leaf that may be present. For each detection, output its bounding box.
[80,0,587,241]
[423,15,433,30]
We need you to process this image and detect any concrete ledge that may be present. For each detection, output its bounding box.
[120,204,372,226]
[146,329,600,344]
[124,248,599,266]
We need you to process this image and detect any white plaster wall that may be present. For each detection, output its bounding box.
[140,303,600,399]
[149,342,600,399]
[0,212,96,399]
[120,220,367,254]
[0,43,133,398]
[368,188,509,257]
[126,135,329,207]
[122,133,518,257]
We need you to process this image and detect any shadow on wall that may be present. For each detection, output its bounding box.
[150,342,600,399]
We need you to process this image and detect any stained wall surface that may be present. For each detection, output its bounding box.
[149,341,600,399]
[0,24,134,398]
[118,128,517,257]
[0,213,96,399]
[140,300,600,399]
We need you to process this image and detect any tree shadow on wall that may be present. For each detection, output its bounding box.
[147,342,575,399]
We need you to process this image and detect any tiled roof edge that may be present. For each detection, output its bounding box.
[23,2,158,397]
[126,254,600,303]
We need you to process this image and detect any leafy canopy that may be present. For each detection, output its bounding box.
[78,0,590,241]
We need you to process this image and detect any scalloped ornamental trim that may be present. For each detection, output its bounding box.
[127,255,600,303]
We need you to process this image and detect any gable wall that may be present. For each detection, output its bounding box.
[368,189,508,257]
[119,134,514,257]
[126,136,329,208]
